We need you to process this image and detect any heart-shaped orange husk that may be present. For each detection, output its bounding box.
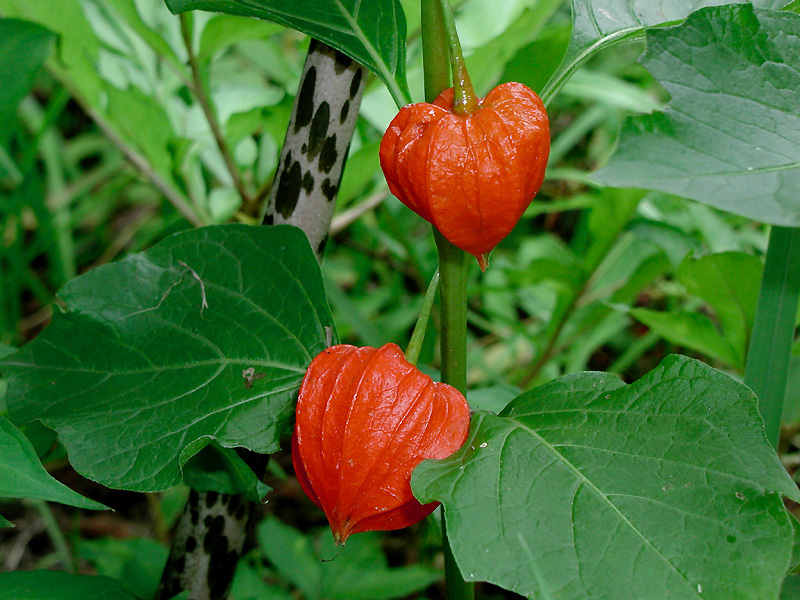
[380,82,550,270]
[292,343,471,544]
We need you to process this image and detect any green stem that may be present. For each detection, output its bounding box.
[436,0,478,113]
[421,0,450,102]
[421,3,473,599]
[435,229,472,600]
[744,225,800,448]
[406,270,440,366]
[180,13,253,207]
[435,230,469,394]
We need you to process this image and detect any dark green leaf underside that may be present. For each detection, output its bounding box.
[594,5,800,226]
[543,0,787,102]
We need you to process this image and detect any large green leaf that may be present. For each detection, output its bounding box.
[164,0,411,106]
[0,415,107,527]
[413,355,798,600]
[0,18,54,152]
[0,571,137,600]
[1,225,335,492]
[594,5,800,226]
[541,0,787,103]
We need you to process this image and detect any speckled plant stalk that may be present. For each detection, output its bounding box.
[155,39,367,600]
[421,1,474,599]
[262,39,367,256]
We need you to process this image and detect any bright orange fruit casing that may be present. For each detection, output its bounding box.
[292,343,471,544]
[380,82,550,270]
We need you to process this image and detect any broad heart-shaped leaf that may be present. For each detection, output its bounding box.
[1,225,335,492]
[0,415,108,526]
[413,355,799,600]
[0,18,55,148]
[0,571,138,600]
[594,5,800,226]
[164,0,411,106]
[541,0,787,103]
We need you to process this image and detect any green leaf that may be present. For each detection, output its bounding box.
[745,226,800,447]
[631,308,739,365]
[76,537,169,600]
[182,442,271,501]
[0,572,137,600]
[321,536,441,600]
[790,513,800,572]
[96,0,187,76]
[681,252,762,364]
[198,14,283,61]
[104,83,176,182]
[2,225,335,492]
[257,517,322,600]
[0,18,55,147]
[542,0,787,104]
[594,5,800,226]
[0,0,104,106]
[257,517,442,600]
[230,557,296,600]
[164,0,411,106]
[632,252,763,371]
[0,415,108,524]
[413,355,797,600]
[782,574,800,599]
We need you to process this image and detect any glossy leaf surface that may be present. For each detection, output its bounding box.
[594,5,800,226]
[164,0,411,105]
[413,355,797,600]
[2,225,334,492]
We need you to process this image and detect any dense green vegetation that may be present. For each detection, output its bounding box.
[1,1,799,599]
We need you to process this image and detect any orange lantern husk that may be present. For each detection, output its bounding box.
[292,343,471,544]
[380,82,550,271]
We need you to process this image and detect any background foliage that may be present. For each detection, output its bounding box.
[1,0,799,599]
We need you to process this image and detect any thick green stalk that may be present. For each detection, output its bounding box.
[421,2,473,599]
[744,225,800,448]
[421,0,450,103]
[435,228,471,600]
[435,230,469,394]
